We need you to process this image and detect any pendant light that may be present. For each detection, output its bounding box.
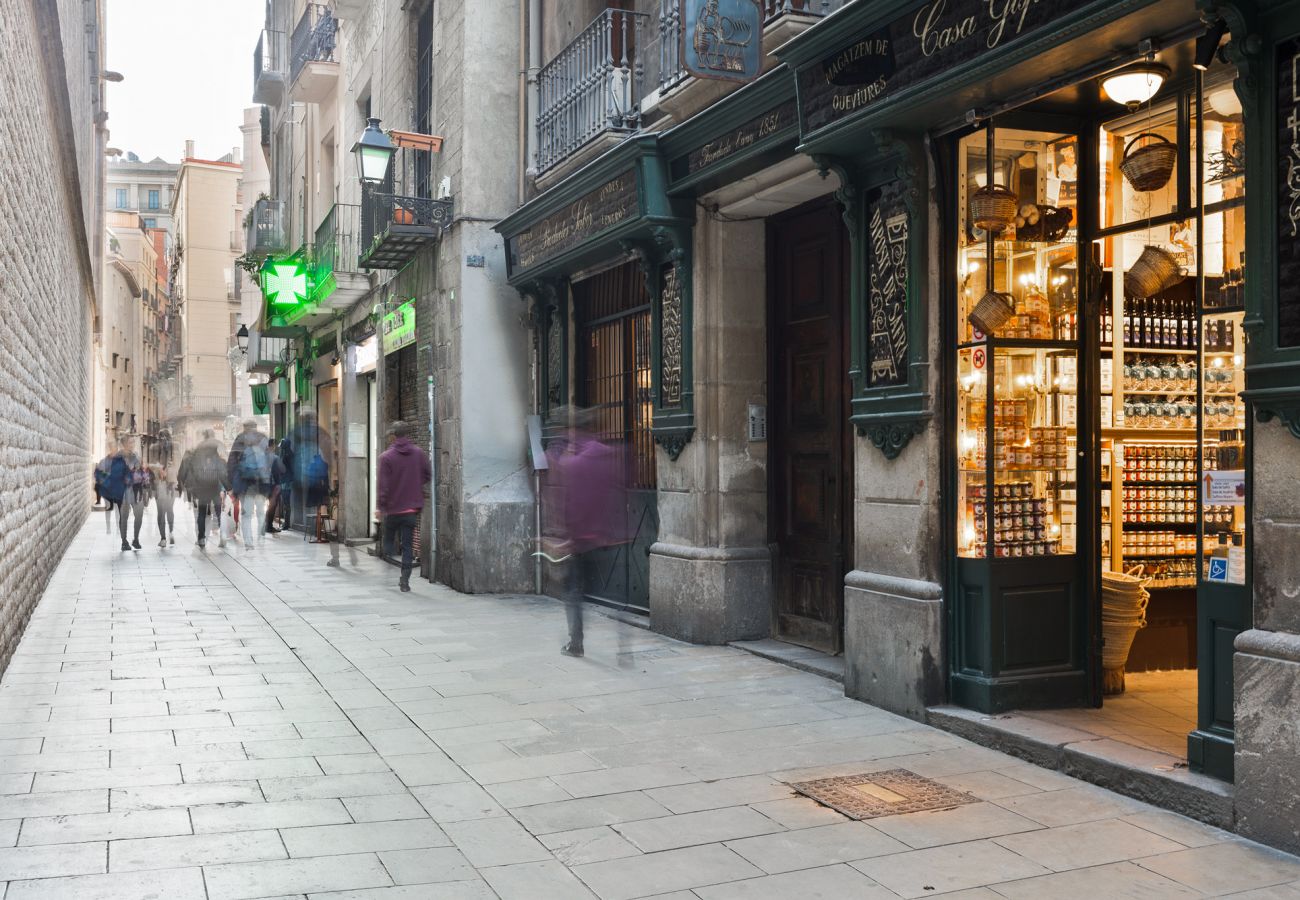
[1102,62,1170,109]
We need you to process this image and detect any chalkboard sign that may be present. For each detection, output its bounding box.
[508,170,639,273]
[799,0,1077,135]
[866,182,910,388]
[1279,36,1300,347]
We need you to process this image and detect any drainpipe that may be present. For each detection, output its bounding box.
[427,368,437,582]
[524,0,541,190]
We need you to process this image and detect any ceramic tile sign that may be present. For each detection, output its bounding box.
[1277,35,1300,346]
[799,0,1076,134]
[682,0,763,83]
[866,181,910,388]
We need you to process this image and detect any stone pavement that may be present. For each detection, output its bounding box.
[3,514,1300,899]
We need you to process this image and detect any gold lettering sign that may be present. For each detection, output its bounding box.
[509,170,639,272]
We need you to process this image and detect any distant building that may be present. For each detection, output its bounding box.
[106,153,179,236]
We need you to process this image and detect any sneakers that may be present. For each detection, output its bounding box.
[561,642,584,658]
[197,538,206,549]
[132,539,142,550]
[399,579,411,592]
[158,538,166,548]
[326,558,341,569]
[120,540,131,552]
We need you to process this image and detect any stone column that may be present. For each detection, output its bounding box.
[650,215,771,644]
[1234,417,1300,853]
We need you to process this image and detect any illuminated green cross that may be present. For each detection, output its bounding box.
[262,260,309,306]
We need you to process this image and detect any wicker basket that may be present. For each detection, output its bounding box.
[968,291,1016,335]
[1017,205,1073,243]
[1124,245,1182,297]
[1120,132,1178,192]
[969,185,1019,233]
[1101,568,1150,694]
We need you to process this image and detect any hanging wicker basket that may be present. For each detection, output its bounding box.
[968,291,1016,336]
[1120,132,1178,192]
[969,185,1019,233]
[1125,245,1182,297]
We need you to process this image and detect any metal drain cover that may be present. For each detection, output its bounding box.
[788,768,978,820]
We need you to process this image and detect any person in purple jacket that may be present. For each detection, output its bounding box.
[376,420,431,592]
[543,406,631,657]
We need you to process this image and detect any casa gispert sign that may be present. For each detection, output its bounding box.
[507,170,639,273]
[798,0,1072,134]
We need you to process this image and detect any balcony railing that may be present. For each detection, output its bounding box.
[253,29,286,103]
[536,9,648,175]
[246,198,288,256]
[360,190,453,270]
[290,4,337,84]
[163,394,235,419]
[656,0,847,90]
[314,202,362,286]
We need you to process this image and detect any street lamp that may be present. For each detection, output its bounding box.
[352,117,395,186]
[236,323,250,354]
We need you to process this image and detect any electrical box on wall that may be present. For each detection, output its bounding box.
[748,403,767,442]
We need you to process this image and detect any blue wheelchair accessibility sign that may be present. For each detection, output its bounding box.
[1207,557,1229,582]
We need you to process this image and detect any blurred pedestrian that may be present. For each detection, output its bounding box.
[186,429,229,549]
[152,466,176,547]
[287,408,349,567]
[266,436,294,533]
[94,457,115,533]
[176,447,194,505]
[99,437,146,551]
[376,420,430,592]
[542,406,631,658]
[228,419,273,549]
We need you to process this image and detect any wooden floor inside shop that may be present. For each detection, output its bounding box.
[1012,669,1197,759]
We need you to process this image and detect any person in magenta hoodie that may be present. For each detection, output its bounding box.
[376,420,431,591]
[543,406,631,657]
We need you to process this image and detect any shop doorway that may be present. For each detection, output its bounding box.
[768,200,852,652]
[947,61,1248,780]
[572,262,658,614]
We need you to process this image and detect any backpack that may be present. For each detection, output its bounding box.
[239,438,271,482]
[195,451,225,489]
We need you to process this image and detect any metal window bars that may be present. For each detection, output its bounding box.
[536,8,648,175]
[313,202,362,279]
[290,3,337,84]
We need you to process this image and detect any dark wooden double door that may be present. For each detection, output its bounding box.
[768,201,852,651]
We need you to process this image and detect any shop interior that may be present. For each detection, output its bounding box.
[951,43,1246,764]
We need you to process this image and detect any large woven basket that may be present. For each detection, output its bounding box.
[1101,568,1150,692]
[1124,245,1181,298]
[968,291,1015,335]
[1120,132,1177,192]
[970,185,1019,233]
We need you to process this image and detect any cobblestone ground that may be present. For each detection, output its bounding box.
[2,511,1300,899]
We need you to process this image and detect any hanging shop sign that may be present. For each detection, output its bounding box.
[799,0,1075,134]
[507,170,639,273]
[679,99,799,178]
[261,256,311,308]
[1278,35,1300,348]
[355,335,379,374]
[681,0,763,83]
[866,181,911,388]
[250,383,270,415]
[382,300,416,355]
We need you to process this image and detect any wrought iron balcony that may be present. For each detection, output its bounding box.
[247,329,288,375]
[290,4,337,89]
[163,394,235,419]
[312,202,370,305]
[252,29,286,104]
[536,8,648,175]
[246,198,288,257]
[360,190,453,270]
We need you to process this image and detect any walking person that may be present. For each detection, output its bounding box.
[185,430,228,549]
[99,437,147,551]
[542,406,631,657]
[264,440,290,534]
[376,420,431,592]
[94,456,116,533]
[228,420,273,549]
[152,466,176,547]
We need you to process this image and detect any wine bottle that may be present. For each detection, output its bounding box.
[1123,298,1133,345]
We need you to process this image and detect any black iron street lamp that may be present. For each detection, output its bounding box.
[352,117,395,186]
[236,323,250,354]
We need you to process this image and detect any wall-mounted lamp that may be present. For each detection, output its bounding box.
[236,324,249,355]
[1195,20,1228,71]
[1101,62,1170,109]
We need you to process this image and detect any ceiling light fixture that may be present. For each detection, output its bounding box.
[1101,62,1170,109]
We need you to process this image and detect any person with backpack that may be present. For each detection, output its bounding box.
[99,437,147,551]
[187,430,229,549]
[228,420,273,549]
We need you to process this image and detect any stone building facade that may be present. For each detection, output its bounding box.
[0,0,106,671]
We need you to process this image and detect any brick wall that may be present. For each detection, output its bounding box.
[0,0,98,672]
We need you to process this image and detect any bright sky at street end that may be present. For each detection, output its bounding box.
[105,0,266,163]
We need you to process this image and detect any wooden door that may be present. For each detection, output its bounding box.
[769,201,850,651]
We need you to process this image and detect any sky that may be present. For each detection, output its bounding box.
[105,0,266,163]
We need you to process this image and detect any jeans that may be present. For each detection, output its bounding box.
[195,500,221,543]
[383,513,418,582]
[562,551,588,649]
[156,504,174,540]
[118,488,143,543]
[240,489,266,546]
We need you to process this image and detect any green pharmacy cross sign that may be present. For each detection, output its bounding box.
[261,258,310,307]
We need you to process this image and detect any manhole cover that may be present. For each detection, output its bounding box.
[787,768,978,820]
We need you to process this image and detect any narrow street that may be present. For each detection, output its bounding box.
[0,516,1296,899]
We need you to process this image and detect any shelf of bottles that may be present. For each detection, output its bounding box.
[957,126,1079,561]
